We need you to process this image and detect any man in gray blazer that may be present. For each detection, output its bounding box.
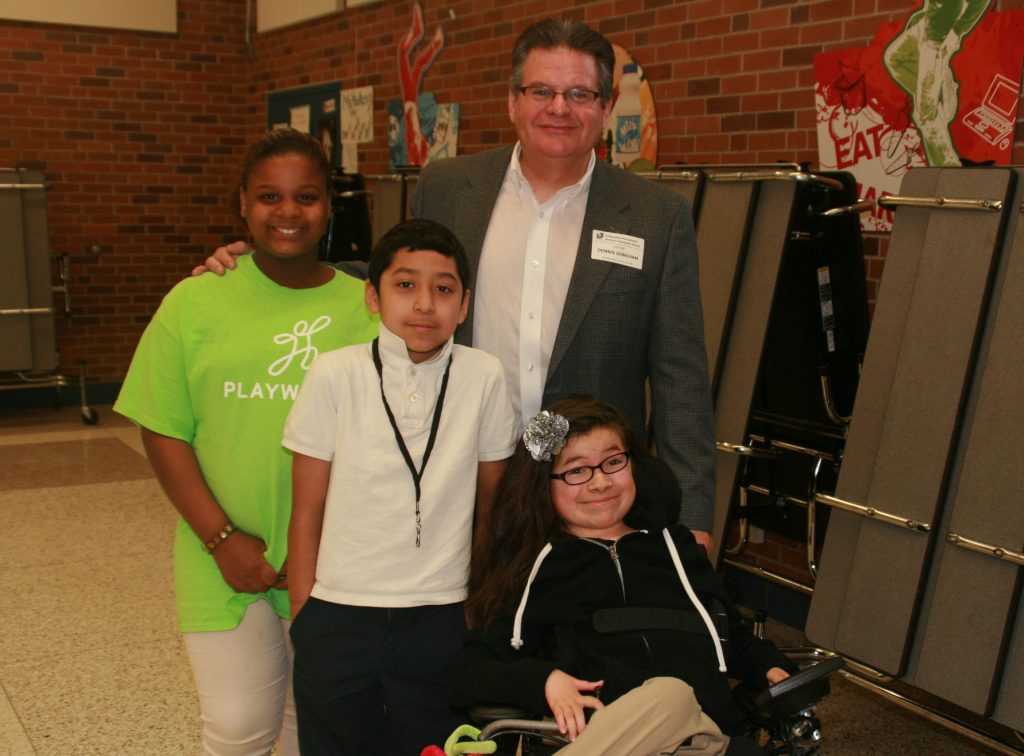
[197,19,714,547]
[414,19,714,545]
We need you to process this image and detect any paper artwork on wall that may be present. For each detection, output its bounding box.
[289,104,311,134]
[394,1,445,166]
[814,4,1024,231]
[341,86,374,143]
[387,94,459,169]
[597,44,658,172]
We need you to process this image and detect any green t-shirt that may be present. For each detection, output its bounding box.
[115,255,378,632]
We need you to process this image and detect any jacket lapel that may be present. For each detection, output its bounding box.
[548,161,632,380]
[453,146,513,343]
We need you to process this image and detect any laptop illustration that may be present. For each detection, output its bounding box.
[963,74,1019,150]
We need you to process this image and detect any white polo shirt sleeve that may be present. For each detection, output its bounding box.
[476,353,518,462]
[282,345,357,461]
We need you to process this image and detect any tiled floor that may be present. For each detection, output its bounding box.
[0,405,1010,754]
[1,406,200,755]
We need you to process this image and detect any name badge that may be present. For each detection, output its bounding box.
[591,230,644,270]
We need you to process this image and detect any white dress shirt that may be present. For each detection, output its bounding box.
[472,143,596,429]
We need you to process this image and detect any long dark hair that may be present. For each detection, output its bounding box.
[465,396,642,628]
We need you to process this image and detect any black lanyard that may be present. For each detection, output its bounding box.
[371,338,453,547]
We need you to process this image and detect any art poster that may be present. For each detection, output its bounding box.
[341,86,373,144]
[597,44,659,172]
[814,3,1024,231]
[387,95,459,169]
[388,0,459,168]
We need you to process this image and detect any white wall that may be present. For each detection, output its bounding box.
[0,0,176,32]
[256,0,344,33]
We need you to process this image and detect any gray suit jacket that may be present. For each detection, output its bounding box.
[412,146,714,531]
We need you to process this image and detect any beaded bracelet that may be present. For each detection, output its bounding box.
[202,522,237,554]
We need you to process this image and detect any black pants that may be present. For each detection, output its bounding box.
[289,598,467,755]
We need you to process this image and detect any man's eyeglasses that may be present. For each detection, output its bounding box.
[518,85,602,106]
[550,451,631,485]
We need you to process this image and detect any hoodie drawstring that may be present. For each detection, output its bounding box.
[662,528,727,673]
[510,543,553,650]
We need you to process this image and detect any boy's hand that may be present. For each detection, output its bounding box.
[544,670,604,743]
[766,666,791,685]
[211,531,279,593]
[191,240,250,276]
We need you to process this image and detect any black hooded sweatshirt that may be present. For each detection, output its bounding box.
[450,459,796,735]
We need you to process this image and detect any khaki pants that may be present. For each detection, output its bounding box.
[556,677,729,756]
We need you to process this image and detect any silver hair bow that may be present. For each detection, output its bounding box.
[523,410,569,462]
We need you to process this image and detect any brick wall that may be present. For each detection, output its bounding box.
[2,0,1022,411]
[0,1,249,383]
[3,0,1023,585]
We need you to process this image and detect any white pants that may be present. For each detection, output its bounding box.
[183,599,298,756]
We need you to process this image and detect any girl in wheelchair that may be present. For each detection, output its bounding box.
[453,396,796,755]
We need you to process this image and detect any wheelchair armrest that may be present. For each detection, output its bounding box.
[469,704,533,724]
[468,705,567,746]
[752,656,843,720]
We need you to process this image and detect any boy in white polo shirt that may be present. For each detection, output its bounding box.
[282,218,516,755]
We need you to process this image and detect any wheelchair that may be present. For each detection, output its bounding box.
[465,655,843,755]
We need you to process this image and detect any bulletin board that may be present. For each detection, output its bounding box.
[266,81,342,168]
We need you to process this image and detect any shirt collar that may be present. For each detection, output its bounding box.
[377,322,454,370]
[508,141,596,203]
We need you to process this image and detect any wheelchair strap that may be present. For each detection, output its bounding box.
[592,606,725,639]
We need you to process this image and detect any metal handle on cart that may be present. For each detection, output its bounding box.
[876,195,1003,212]
[639,169,701,182]
[708,170,844,190]
[717,440,784,458]
[814,493,931,533]
[0,182,49,190]
[820,199,875,217]
[819,371,852,426]
[946,533,1024,566]
[2,253,71,319]
[0,307,54,316]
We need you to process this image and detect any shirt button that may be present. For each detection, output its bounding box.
[527,363,535,372]
[531,259,540,268]
[410,392,419,402]
[539,211,545,218]
[408,367,416,377]
[527,312,535,320]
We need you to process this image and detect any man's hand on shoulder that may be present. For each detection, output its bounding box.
[190,240,251,277]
